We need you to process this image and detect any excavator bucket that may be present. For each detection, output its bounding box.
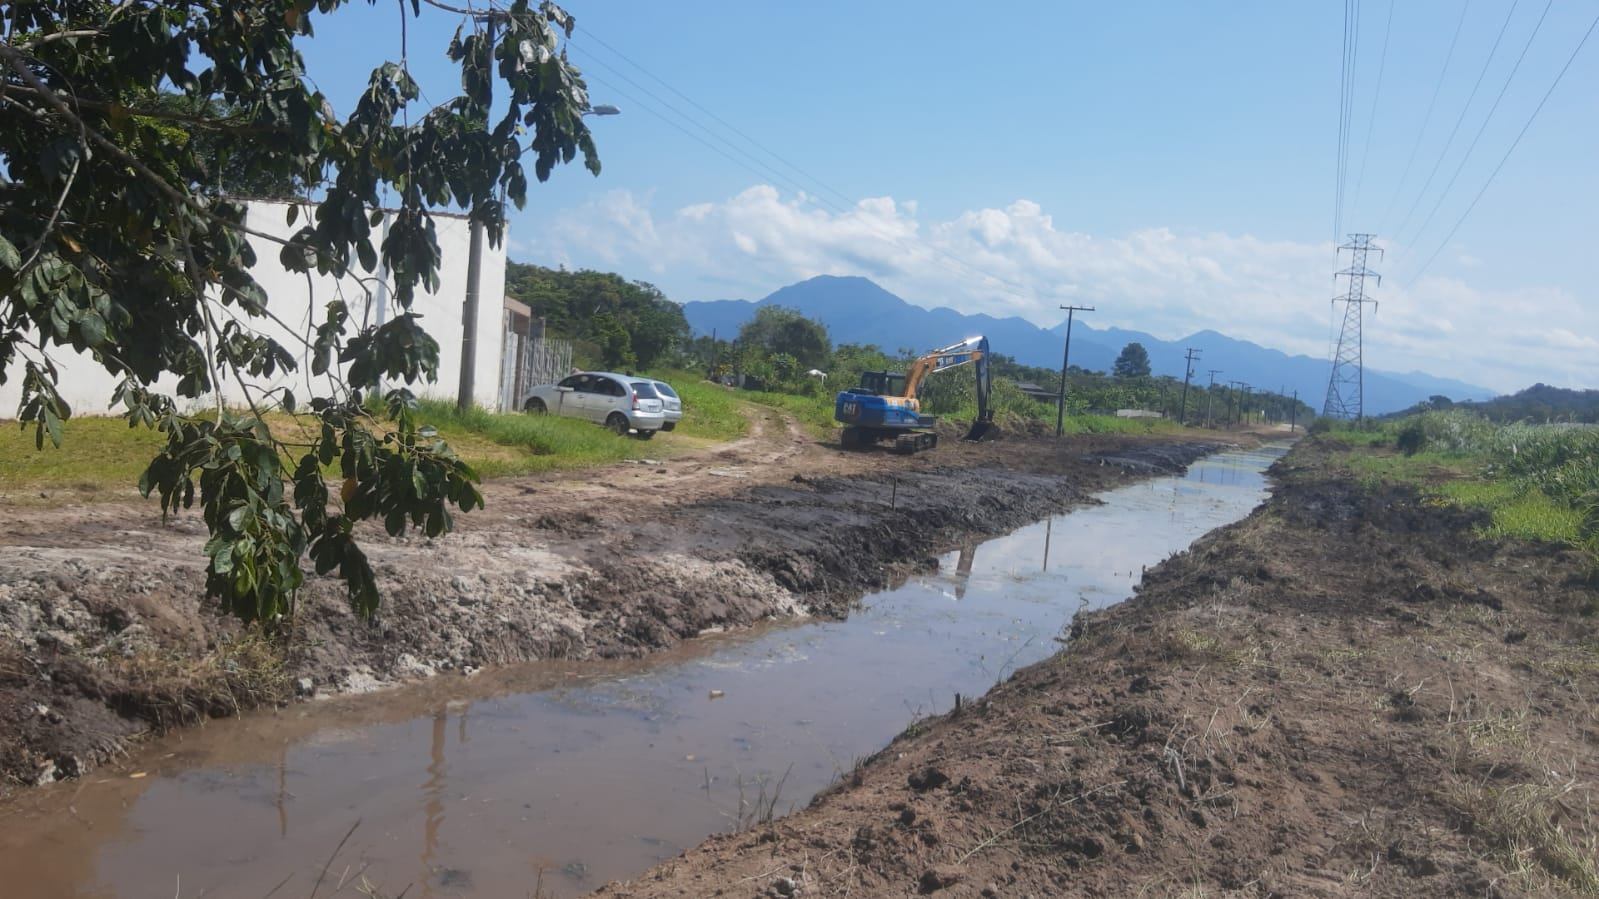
[963,419,999,442]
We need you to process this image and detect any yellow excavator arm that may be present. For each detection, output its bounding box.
[902,336,995,440]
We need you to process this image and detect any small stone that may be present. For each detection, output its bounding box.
[294,677,316,697]
[34,760,57,786]
[708,689,726,700]
[772,875,798,896]
[908,766,949,792]
[918,865,963,894]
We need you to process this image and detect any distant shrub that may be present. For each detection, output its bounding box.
[1396,419,1426,456]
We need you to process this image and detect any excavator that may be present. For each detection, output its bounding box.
[833,335,996,454]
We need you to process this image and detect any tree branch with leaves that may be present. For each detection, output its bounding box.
[0,0,602,624]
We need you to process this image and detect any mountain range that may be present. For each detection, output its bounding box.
[682,276,1494,415]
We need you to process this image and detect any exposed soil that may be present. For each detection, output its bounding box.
[0,404,1235,795]
[593,438,1599,898]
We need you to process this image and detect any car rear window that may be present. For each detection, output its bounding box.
[630,382,660,398]
[652,382,679,399]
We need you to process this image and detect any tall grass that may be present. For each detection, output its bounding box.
[641,371,748,442]
[1330,412,1599,558]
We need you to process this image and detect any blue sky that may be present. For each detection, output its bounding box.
[301,1,1599,392]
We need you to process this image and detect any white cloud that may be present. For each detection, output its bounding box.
[514,185,1598,393]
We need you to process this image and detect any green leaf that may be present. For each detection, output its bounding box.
[0,234,19,270]
[79,311,107,347]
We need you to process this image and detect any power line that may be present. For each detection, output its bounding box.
[1392,0,1523,242]
[1334,0,1360,243]
[1334,0,1348,243]
[575,26,859,211]
[1397,0,1555,253]
[572,48,828,210]
[1406,10,1598,284]
[1379,0,1472,229]
[1347,0,1393,223]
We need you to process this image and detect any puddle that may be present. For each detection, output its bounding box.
[0,443,1288,898]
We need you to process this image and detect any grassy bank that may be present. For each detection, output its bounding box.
[1327,411,1599,558]
[0,377,751,501]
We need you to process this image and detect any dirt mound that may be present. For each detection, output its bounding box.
[594,439,1599,898]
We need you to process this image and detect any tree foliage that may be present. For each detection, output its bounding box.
[503,262,687,369]
[737,305,831,369]
[1112,342,1152,379]
[0,0,602,623]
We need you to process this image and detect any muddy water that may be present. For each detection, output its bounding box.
[0,444,1287,898]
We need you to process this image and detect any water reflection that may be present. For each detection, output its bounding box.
[0,444,1288,899]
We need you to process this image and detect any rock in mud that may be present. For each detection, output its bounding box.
[908,765,949,792]
[918,865,964,893]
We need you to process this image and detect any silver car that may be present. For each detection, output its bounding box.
[523,372,666,438]
[648,379,683,431]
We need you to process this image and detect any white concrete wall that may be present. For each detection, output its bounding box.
[0,199,506,418]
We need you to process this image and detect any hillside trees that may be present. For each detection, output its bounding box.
[737,306,831,369]
[0,1,601,622]
[503,263,687,369]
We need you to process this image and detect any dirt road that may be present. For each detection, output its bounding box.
[593,437,1599,898]
[0,407,1232,793]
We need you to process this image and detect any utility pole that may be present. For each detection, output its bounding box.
[1204,370,1222,428]
[1054,304,1095,438]
[1177,347,1201,426]
[1227,380,1246,428]
[457,12,503,412]
[1323,233,1382,421]
[1290,389,1299,433]
[1242,384,1253,426]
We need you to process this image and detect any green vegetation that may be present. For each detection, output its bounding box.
[734,306,833,370]
[505,263,690,370]
[1327,411,1599,558]
[648,374,749,443]
[0,416,166,499]
[1392,384,1599,424]
[680,309,1262,436]
[739,390,839,438]
[1112,342,1152,378]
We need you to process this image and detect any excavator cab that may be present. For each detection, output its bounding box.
[854,371,906,398]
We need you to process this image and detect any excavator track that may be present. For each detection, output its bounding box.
[893,432,938,454]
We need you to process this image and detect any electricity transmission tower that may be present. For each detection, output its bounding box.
[1322,234,1382,420]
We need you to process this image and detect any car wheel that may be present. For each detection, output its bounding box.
[524,397,547,414]
[661,421,676,431]
[634,428,656,440]
[607,412,630,436]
